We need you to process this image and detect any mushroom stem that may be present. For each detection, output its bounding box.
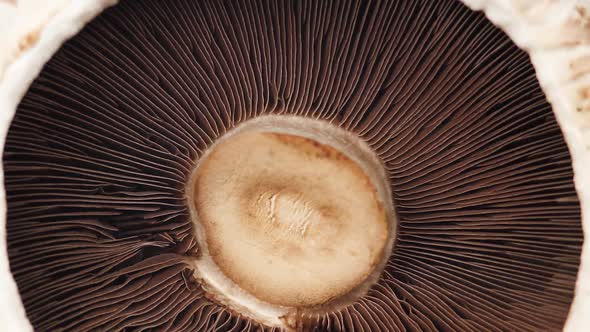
[186,115,396,327]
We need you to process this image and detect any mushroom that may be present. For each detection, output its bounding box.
[0,0,589,331]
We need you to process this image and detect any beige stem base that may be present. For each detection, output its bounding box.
[187,115,396,327]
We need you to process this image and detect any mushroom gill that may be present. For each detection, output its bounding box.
[3,0,583,331]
